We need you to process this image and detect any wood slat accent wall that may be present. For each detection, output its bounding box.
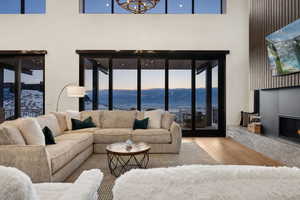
[250,0,300,90]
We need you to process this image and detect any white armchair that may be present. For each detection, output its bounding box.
[0,166,103,200]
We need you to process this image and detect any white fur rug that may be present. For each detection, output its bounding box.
[113,165,300,200]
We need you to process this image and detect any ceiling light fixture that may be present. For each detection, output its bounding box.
[115,0,160,14]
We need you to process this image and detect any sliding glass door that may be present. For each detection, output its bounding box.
[79,50,227,137]
[169,60,192,130]
[113,59,138,110]
[141,59,165,111]
[195,60,219,130]
[0,54,45,120]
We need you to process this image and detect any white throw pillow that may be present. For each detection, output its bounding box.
[66,111,80,130]
[144,110,164,129]
[17,118,45,145]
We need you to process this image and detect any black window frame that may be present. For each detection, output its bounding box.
[81,0,224,14]
[77,50,228,137]
[0,50,46,119]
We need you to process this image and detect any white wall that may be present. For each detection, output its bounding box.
[0,0,249,125]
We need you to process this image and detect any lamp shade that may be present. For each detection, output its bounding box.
[66,86,86,98]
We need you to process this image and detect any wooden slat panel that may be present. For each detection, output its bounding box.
[250,0,300,90]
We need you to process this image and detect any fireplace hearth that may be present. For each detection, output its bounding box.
[279,115,300,143]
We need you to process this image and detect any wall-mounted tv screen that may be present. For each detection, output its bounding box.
[266,18,300,76]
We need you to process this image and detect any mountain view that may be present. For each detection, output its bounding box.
[84,88,218,110]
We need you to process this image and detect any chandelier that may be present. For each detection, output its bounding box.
[115,0,160,14]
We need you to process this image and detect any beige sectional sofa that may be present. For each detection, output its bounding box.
[0,110,182,183]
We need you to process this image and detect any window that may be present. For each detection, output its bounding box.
[82,57,109,110]
[195,0,221,14]
[113,59,137,110]
[168,0,192,14]
[0,0,20,14]
[169,60,192,130]
[84,0,111,14]
[1,59,16,119]
[0,0,45,14]
[78,50,227,137]
[81,0,223,14]
[141,59,165,110]
[20,56,44,117]
[25,0,46,14]
[0,53,45,120]
[195,60,219,129]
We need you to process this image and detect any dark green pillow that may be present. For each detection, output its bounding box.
[133,118,149,130]
[71,116,96,130]
[42,126,56,145]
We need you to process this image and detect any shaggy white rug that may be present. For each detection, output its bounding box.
[113,165,300,200]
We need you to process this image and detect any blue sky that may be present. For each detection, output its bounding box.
[84,67,218,90]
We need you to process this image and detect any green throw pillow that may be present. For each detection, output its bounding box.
[42,126,56,145]
[133,118,149,130]
[71,116,96,130]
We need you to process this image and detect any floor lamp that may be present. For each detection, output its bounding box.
[56,84,86,112]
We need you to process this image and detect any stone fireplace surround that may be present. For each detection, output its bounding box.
[260,87,300,140]
[228,87,300,167]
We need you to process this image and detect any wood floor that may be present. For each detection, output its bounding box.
[183,137,283,167]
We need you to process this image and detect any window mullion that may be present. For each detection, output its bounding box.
[15,57,22,118]
[92,64,99,110]
[165,0,168,14]
[111,0,114,13]
[109,58,113,110]
[21,0,25,14]
[192,0,195,14]
[137,57,141,111]
[191,59,196,133]
[165,59,169,111]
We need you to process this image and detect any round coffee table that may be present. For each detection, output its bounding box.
[106,142,151,177]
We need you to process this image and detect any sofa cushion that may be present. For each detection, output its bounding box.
[94,129,132,144]
[101,110,137,128]
[47,133,93,174]
[161,112,176,130]
[37,114,62,137]
[131,129,171,144]
[64,127,100,134]
[80,110,102,128]
[17,118,46,145]
[65,111,80,130]
[0,125,26,145]
[144,110,163,129]
[51,112,68,133]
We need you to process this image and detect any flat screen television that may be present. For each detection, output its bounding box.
[266,18,300,76]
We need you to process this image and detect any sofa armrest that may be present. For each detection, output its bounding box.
[0,145,51,183]
[170,122,182,151]
[59,169,103,200]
